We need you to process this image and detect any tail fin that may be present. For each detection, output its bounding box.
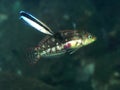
[26,47,41,64]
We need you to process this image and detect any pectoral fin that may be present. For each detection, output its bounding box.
[67,48,80,54]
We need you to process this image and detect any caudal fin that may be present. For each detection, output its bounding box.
[26,47,41,64]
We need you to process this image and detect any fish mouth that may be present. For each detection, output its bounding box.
[93,36,97,42]
[91,37,96,44]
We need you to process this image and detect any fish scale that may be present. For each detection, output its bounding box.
[26,30,96,63]
[20,11,96,63]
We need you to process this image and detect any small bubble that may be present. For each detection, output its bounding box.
[16,69,22,76]
[63,14,70,20]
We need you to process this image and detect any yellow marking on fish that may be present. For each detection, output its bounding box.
[65,39,82,49]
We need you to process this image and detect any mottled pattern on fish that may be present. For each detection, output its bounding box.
[19,11,96,64]
[27,30,96,63]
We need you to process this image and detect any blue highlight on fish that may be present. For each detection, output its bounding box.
[20,11,53,35]
[19,11,96,63]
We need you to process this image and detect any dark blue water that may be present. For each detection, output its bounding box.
[0,0,120,90]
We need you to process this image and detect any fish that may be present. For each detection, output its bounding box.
[20,11,54,35]
[19,11,96,63]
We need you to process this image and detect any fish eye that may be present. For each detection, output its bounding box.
[88,35,92,39]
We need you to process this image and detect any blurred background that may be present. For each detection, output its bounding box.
[0,0,120,90]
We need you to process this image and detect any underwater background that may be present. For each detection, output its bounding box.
[0,0,120,90]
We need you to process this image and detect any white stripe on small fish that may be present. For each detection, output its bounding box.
[19,11,53,35]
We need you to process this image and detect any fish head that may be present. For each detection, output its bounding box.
[81,32,96,46]
[63,31,96,49]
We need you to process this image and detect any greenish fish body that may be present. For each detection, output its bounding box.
[28,30,96,63]
[19,11,96,63]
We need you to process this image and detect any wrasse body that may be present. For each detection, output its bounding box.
[28,30,96,63]
[20,11,96,63]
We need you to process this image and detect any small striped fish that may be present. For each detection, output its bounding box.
[20,11,96,63]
